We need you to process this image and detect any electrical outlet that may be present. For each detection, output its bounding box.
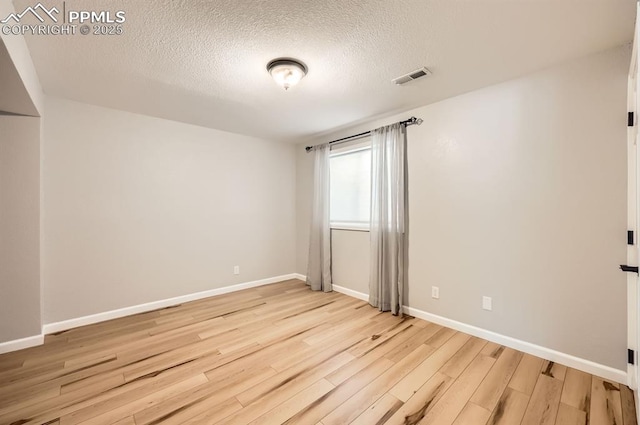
[234,266,240,275]
[482,296,492,311]
[431,286,439,299]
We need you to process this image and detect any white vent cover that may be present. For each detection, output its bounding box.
[392,67,432,85]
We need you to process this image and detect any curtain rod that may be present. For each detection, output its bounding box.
[304,116,424,152]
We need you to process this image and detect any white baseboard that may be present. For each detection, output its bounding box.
[404,306,627,384]
[0,334,44,355]
[293,273,306,281]
[333,284,369,302]
[297,275,369,302]
[328,280,627,384]
[42,273,298,335]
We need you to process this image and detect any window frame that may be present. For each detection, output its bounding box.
[329,140,372,232]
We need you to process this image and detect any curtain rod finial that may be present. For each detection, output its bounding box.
[407,116,423,126]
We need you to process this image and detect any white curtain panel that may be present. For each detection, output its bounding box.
[307,144,332,292]
[369,123,407,315]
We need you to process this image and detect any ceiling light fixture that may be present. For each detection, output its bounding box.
[267,58,307,90]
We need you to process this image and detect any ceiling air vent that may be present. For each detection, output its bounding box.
[392,67,432,85]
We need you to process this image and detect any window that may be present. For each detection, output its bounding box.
[330,142,371,230]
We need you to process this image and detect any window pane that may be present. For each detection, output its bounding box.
[330,148,371,225]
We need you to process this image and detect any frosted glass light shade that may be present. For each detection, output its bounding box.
[267,58,307,90]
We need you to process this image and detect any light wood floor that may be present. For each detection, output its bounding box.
[0,279,636,425]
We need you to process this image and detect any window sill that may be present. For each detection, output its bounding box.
[330,222,370,232]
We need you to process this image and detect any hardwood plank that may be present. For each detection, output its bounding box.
[323,326,425,386]
[2,329,279,420]
[301,308,383,346]
[452,402,491,425]
[111,417,136,425]
[621,383,638,425]
[560,367,591,414]
[541,360,567,381]
[591,377,623,425]
[440,337,488,379]
[64,353,118,369]
[470,347,523,411]
[480,342,504,359]
[348,392,403,425]
[321,343,435,425]
[508,353,543,395]
[133,365,277,424]
[389,331,470,402]
[218,352,356,424]
[0,359,65,385]
[411,353,495,425]
[383,372,454,425]
[0,357,24,373]
[424,327,457,349]
[0,332,201,403]
[280,354,399,424]
[347,317,418,358]
[485,386,530,425]
[520,374,563,425]
[61,373,208,424]
[0,385,60,417]
[247,378,335,425]
[555,403,587,425]
[61,372,125,397]
[383,323,442,363]
[235,341,359,407]
[121,338,221,383]
[180,397,244,425]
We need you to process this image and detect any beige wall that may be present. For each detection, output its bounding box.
[331,230,369,294]
[296,46,630,370]
[0,116,41,342]
[43,97,296,323]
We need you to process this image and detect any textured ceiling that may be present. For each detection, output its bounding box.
[13,0,636,141]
